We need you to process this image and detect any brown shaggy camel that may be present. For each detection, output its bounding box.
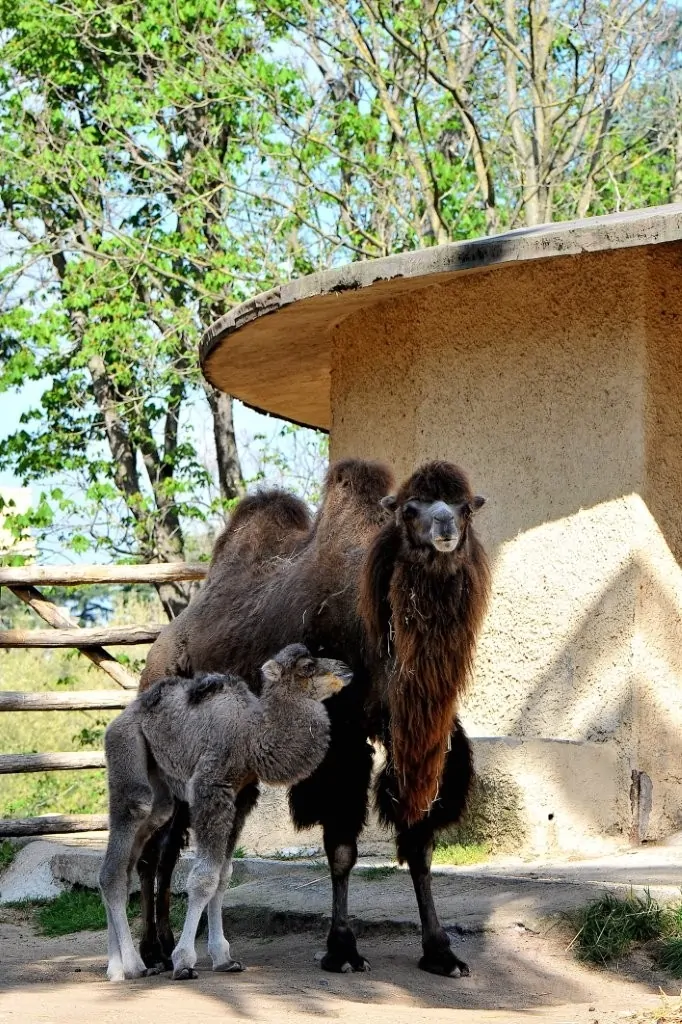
[137,458,490,978]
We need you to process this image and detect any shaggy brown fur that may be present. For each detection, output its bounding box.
[360,462,490,824]
[138,457,490,976]
[141,460,393,692]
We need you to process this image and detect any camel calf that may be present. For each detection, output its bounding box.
[99,644,352,982]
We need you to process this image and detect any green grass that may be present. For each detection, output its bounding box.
[568,890,675,966]
[0,590,163,821]
[659,936,682,977]
[233,846,246,859]
[360,865,398,880]
[0,840,17,872]
[432,842,489,866]
[36,888,111,936]
[5,887,189,938]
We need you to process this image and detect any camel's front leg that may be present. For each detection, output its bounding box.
[206,859,243,973]
[384,720,474,977]
[321,832,371,973]
[401,830,469,977]
[207,781,258,973]
[172,769,235,981]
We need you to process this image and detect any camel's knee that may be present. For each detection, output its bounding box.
[112,786,154,826]
[99,853,128,899]
[186,857,222,902]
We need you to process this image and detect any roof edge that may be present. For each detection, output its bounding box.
[200,203,682,367]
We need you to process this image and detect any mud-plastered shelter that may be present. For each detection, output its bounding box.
[202,204,682,856]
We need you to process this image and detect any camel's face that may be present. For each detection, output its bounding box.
[261,644,353,701]
[382,495,486,554]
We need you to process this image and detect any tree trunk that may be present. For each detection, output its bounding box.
[204,385,244,502]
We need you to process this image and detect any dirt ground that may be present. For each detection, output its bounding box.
[1,914,679,1024]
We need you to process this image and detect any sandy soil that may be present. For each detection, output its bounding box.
[0,912,678,1024]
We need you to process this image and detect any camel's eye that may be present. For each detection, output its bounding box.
[402,502,419,520]
[297,658,315,676]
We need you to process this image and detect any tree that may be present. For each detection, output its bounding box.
[0,0,297,615]
[1,0,680,621]
[254,0,680,252]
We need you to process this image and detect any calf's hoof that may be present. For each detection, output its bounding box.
[213,959,244,973]
[172,966,199,981]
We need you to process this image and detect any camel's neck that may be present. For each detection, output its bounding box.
[381,537,490,826]
[250,692,330,786]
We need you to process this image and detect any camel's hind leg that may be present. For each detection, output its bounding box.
[171,767,235,981]
[100,719,155,981]
[206,782,259,973]
[289,706,373,973]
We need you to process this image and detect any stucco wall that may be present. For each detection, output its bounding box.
[329,243,682,851]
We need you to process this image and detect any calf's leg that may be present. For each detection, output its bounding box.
[207,782,258,973]
[172,770,235,981]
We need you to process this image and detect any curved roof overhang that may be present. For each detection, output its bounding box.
[200,204,682,432]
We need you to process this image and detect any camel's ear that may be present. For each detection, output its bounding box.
[380,495,397,512]
[469,495,486,513]
[261,659,282,684]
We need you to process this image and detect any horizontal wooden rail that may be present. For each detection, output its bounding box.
[0,813,108,838]
[0,562,207,587]
[0,751,106,774]
[8,585,138,689]
[0,691,136,712]
[0,624,164,648]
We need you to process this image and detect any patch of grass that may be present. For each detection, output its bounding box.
[659,936,682,977]
[0,840,16,873]
[568,890,669,965]
[432,842,489,866]
[360,865,398,880]
[233,846,246,859]
[37,889,109,936]
[0,590,163,822]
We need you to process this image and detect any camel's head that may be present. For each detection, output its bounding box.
[261,643,353,702]
[380,461,485,555]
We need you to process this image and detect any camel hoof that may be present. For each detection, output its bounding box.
[143,966,165,977]
[213,960,244,973]
[140,942,167,970]
[172,967,199,981]
[418,951,470,978]
[321,952,371,974]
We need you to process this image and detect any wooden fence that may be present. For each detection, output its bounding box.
[0,562,207,838]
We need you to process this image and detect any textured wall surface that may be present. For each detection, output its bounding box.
[329,242,682,852]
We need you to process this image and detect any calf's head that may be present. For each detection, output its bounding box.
[261,643,353,702]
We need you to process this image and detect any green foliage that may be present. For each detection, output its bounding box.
[569,890,670,964]
[35,888,113,936]
[0,0,678,585]
[659,936,682,977]
[359,865,398,880]
[432,842,489,866]
[0,840,17,873]
[0,590,161,820]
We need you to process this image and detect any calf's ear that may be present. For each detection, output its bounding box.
[380,495,397,512]
[261,659,283,684]
[469,495,486,513]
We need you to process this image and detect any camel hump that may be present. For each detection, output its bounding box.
[314,459,396,544]
[396,461,474,505]
[210,489,312,569]
[323,458,395,500]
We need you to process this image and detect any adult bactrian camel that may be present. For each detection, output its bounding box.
[138,458,490,977]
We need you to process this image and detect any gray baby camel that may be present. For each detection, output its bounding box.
[99,643,352,982]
